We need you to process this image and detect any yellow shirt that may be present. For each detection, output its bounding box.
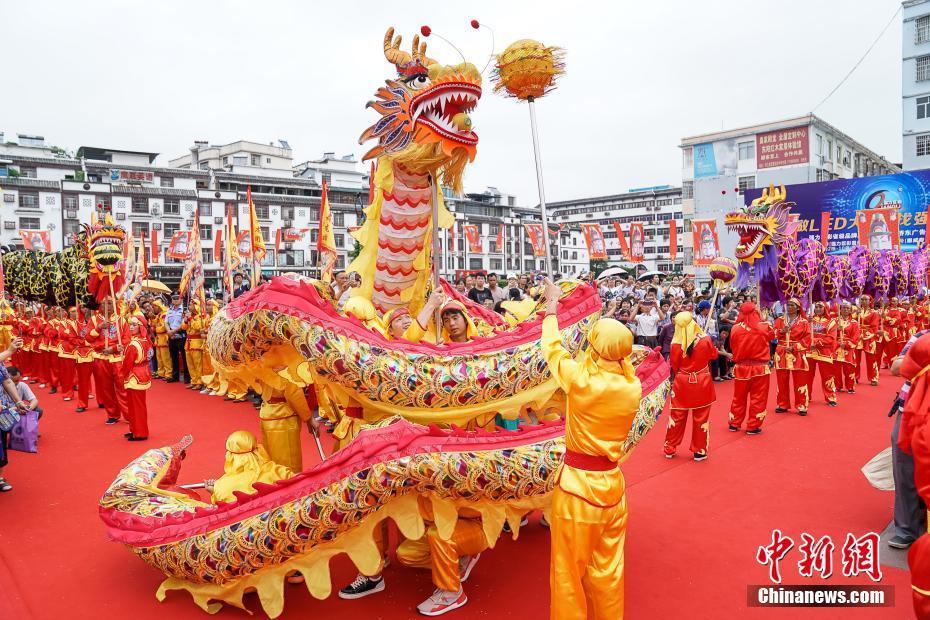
[541,315,642,507]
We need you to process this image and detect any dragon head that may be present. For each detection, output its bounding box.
[358,27,482,193]
[83,209,125,272]
[724,184,798,264]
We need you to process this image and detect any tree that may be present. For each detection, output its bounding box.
[348,239,361,262]
[589,258,609,277]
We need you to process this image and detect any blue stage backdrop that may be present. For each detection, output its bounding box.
[741,169,930,254]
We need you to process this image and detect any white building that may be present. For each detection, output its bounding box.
[294,153,368,190]
[169,139,295,179]
[680,114,898,271]
[548,186,684,274]
[904,0,930,170]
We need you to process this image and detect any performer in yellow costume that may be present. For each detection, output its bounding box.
[152,301,173,380]
[540,279,642,620]
[209,430,294,504]
[181,299,205,390]
[199,299,220,395]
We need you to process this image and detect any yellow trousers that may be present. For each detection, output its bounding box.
[259,401,303,472]
[156,346,172,379]
[396,518,487,592]
[185,349,203,386]
[550,489,627,620]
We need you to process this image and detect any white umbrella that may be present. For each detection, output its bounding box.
[637,271,665,282]
[596,266,629,280]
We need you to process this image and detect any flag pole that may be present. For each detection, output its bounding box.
[527,96,553,276]
[430,174,442,344]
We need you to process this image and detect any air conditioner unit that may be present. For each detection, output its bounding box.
[152,223,162,230]
[214,217,223,224]
[186,220,194,227]
[65,210,77,219]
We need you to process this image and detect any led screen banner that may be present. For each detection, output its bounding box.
[741,169,930,254]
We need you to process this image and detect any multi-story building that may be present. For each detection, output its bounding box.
[547,185,684,273]
[904,0,930,170]
[679,114,899,271]
[169,139,295,178]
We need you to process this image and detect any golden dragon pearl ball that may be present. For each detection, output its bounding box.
[492,39,565,100]
[709,257,738,284]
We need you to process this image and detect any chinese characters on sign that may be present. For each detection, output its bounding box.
[756,531,882,584]
[756,126,810,169]
[110,169,154,183]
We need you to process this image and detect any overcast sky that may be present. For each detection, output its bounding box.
[4,0,904,204]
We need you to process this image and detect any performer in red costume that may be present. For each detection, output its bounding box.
[774,298,812,415]
[664,312,717,461]
[119,315,151,441]
[57,307,79,401]
[89,299,125,424]
[857,295,882,387]
[897,333,930,619]
[834,302,861,394]
[43,308,61,393]
[808,301,839,407]
[883,298,905,369]
[728,302,774,435]
[72,306,94,412]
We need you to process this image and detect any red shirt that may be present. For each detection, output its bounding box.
[809,316,838,362]
[121,338,152,390]
[669,336,717,409]
[730,320,774,379]
[835,317,860,364]
[858,309,880,354]
[774,315,812,371]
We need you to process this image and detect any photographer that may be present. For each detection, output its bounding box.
[632,293,664,348]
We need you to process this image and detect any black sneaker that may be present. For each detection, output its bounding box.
[693,452,708,462]
[828,401,838,407]
[888,535,915,549]
[338,574,385,600]
[75,407,86,413]
[49,388,57,394]
[746,428,762,436]
[105,418,119,425]
[728,425,739,432]
[797,409,808,417]
[774,407,788,413]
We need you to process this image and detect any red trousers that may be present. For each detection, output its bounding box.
[776,368,810,411]
[125,388,149,438]
[836,361,857,393]
[883,339,904,368]
[729,374,770,431]
[46,351,59,389]
[59,356,76,399]
[807,359,837,404]
[93,359,119,419]
[663,406,711,456]
[34,350,47,384]
[862,349,881,385]
[76,362,93,409]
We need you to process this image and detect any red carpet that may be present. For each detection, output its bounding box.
[0,370,916,619]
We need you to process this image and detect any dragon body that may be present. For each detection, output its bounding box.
[99,350,669,618]
[724,185,929,304]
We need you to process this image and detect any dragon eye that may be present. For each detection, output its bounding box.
[405,74,430,90]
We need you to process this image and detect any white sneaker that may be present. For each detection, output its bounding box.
[459,553,480,583]
[417,588,467,616]
[338,573,385,599]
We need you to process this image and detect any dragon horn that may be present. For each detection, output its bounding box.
[384,27,412,68]
[779,184,786,201]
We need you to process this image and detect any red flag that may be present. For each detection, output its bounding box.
[612,222,630,260]
[628,223,645,263]
[524,223,546,257]
[166,231,192,260]
[150,230,158,263]
[856,206,900,250]
[214,228,223,262]
[20,230,50,252]
[495,225,504,251]
[275,228,283,258]
[668,218,678,262]
[579,223,607,260]
[236,230,252,259]
[463,224,482,253]
[821,211,830,248]
[691,219,720,266]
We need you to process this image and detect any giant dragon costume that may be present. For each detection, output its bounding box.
[724,185,929,305]
[99,27,673,617]
[2,210,125,308]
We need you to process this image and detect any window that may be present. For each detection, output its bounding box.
[198,202,212,215]
[281,206,295,220]
[469,258,483,270]
[19,166,36,178]
[918,16,930,44]
[918,134,930,157]
[919,55,930,82]
[738,142,754,160]
[199,225,212,240]
[223,157,229,165]
[335,233,344,247]
[255,205,269,219]
[266,157,271,164]
[836,145,842,162]
[311,229,319,243]
[64,195,78,209]
[132,198,148,214]
[199,162,210,170]
[278,250,305,267]
[18,193,38,208]
[160,176,174,188]
[490,258,502,271]
[816,169,828,182]
[163,200,180,214]
[682,147,693,167]
[816,133,823,154]
[918,96,930,120]
[738,175,755,191]
[261,226,270,242]
[63,220,82,244]
[251,154,260,166]
[322,173,332,185]
[132,222,149,237]
[19,217,40,229]
[336,255,346,270]
[333,212,344,226]
[682,180,693,199]
[163,223,180,238]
